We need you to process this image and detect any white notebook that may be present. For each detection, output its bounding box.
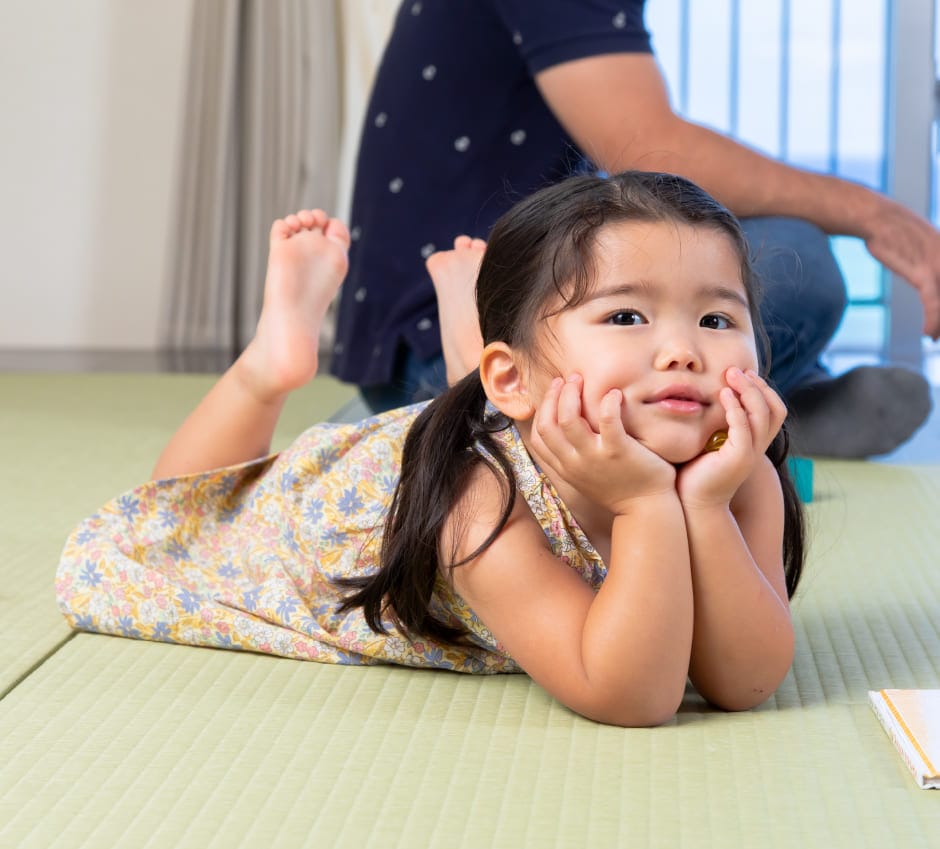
[869,689,940,789]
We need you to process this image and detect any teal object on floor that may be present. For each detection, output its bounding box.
[788,456,814,503]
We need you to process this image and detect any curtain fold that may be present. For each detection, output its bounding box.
[162,0,341,356]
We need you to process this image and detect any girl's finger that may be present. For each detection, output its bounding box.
[556,375,583,430]
[534,377,585,464]
[597,388,628,447]
[745,369,788,430]
[726,368,772,439]
[555,375,595,452]
[719,386,752,449]
[536,376,562,425]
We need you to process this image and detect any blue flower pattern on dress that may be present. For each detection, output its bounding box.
[337,486,365,516]
[177,589,201,614]
[80,560,102,587]
[117,495,140,522]
[55,404,606,672]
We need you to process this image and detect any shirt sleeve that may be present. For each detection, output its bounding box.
[493,0,652,75]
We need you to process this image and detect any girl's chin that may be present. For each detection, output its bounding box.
[641,436,711,466]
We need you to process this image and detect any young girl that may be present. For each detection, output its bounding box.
[56,172,804,727]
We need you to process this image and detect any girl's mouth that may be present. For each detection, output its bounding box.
[644,384,709,413]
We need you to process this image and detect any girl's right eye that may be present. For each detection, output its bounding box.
[608,310,646,326]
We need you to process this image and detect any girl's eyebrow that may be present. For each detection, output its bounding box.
[587,281,749,309]
[697,284,750,310]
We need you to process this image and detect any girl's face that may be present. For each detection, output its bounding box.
[528,219,759,465]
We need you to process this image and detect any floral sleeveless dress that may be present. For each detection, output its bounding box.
[55,404,607,674]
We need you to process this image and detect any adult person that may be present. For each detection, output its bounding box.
[329,0,936,458]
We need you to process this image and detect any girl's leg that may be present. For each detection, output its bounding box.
[152,210,350,479]
[426,236,486,385]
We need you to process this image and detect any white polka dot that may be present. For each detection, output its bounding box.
[350,225,362,241]
[454,136,470,152]
[422,64,437,81]
[613,11,627,29]
[513,31,523,45]
[510,129,526,146]
[389,177,404,193]
[411,1,422,14]
[374,112,388,128]
[333,342,344,355]
[417,318,433,332]
[372,345,383,357]
[354,287,367,302]
[420,243,436,259]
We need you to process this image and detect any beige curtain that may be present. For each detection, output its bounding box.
[162,0,341,355]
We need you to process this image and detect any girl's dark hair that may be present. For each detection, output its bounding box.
[338,171,805,642]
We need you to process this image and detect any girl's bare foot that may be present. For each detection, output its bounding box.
[426,236,486,384]
[239,209,350,401]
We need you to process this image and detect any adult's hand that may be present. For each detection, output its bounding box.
[863,197,940,338]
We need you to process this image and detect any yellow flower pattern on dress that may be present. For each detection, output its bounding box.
[56,404,607,673]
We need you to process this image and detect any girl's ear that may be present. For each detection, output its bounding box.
[479,342,535,421]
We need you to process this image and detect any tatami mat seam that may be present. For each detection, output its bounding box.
[0,630,77,702]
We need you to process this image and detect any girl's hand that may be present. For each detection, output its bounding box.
[531,374,676,515]
[677,368,786,508]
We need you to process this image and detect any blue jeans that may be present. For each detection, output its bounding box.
[360,216,848,414]
[359,346,449,414]
[742,216,847,395]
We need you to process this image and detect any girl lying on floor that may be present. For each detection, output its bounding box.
[57,171,804,726]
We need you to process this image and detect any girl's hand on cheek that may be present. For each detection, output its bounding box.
[677,367,786,508]
[531,374,676,514]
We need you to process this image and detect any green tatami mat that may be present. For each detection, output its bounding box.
[0,629,937,849]
[1,373,938,848]
[0,373,355,694]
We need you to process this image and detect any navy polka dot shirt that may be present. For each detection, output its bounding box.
[331,0,651,387]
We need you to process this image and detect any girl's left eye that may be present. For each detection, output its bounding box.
[700,314,732,330]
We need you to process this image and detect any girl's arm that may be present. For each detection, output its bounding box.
[682,460,793,710]
[450,475,693,727]
[449,378,695,727]
[677,369,794,709]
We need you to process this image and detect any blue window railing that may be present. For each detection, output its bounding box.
[646,0,935,374]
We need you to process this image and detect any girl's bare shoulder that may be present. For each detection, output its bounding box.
[439,458,546,574]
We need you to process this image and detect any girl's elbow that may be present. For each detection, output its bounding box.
[706,687,774,713]
[604,699,681,728]
[582,686,685,728]
[699,654,794,712]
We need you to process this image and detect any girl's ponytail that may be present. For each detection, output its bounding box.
[765,426,805,598]
[337,372,516,643]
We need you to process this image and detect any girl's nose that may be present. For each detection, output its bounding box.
[653,337,703,372]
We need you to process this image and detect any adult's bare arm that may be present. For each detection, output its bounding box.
[536,53,940,337]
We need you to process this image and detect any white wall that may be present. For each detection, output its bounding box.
[0,0,398,353]
[0,0,192,350]
[336,1,398,221]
